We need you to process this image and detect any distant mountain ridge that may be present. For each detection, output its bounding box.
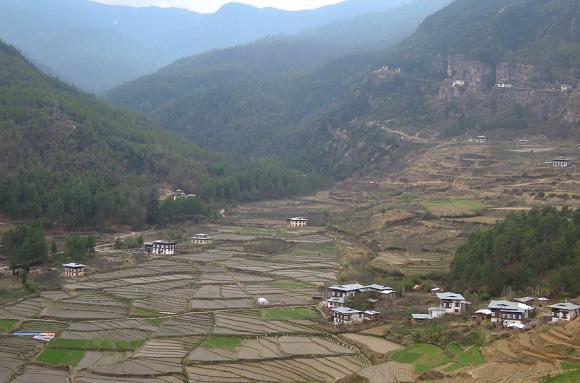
[107,0,580,179]
[106,0,451,164]
[0,0,409,93]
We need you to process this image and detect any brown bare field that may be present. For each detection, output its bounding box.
[77,371,182,382]
[0,337,44,382]
[188,336,355,362]
[212,312,318,336]
[11,366,69,383]
[156,313,213,337]
[357,362,415,383]
[77,351,132,370]
[340,334,402,354]
[0,297,50,319]
[186,355,366,382]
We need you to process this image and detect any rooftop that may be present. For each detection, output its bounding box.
[553,157,571,161]
[328,283,365,292]
[153,240,176,245]
[192,234,212,239]
[332,307,361,315]
[411,314,432,320]
[436,292,466,301]
[62,263,86,268]
[487,300,532,313]
[327,297,345,303]
[475,309,492,315]
[288,217,308,221]
[549,302,580,310]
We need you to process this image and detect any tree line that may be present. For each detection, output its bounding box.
[450,207,580,297]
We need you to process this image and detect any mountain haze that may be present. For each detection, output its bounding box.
[0,0,409,93]
[106,0,451,171]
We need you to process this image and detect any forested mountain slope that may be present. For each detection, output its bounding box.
[106,0,451,164]
[0,0,409,93]
[450,207,580,297]
[347,0,580,136]
[0,40,321,228]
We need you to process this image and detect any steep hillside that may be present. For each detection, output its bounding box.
[0,41,321,228]
[106,0,451,166]
[0,0,408,92]
[356,0,580,135]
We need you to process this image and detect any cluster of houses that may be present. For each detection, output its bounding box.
[324,283,396,325]
[411,292,579,330]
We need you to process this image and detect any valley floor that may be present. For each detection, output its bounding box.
[0,137,578,382]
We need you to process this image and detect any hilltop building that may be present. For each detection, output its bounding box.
[173,189,196,201]
[550,302,580,322]
[288,217,308,227]
[144,240,176,255]
[552,157,571,168]
[436,292,468,314]
[191,234,212,245]
[62,263,86,277]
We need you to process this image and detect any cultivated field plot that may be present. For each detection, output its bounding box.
[175,250,236,263]
[189,298,254,310]
[104,279,194,300]
[243,284,320,306]
[85,337,202,376]
[60,328,149,341]
[78,350,132,370]
[0,336,44,383]
[370,250,452,275]
[198,271,272,285]
[357,362,415,383]
[132,289,192,314]
[188,335,356,362]
[77,371,182,383]
[193,284,250,299]
[212,312,318,336]
[0,297,50,319]
[11,365,69,383]
[18,320,68,333]
[156,313,213,337]
[68,319,157,333]
[41,302,128,320]
[340,334,402,354]
[40,291,71,300]
[186,355,366,382]
[64,274,196,291]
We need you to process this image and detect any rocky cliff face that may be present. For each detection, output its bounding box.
[433,54,579,124]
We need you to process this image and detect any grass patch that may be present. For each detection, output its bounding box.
[270,281,311,289]
[422,199,485,217]
[443,363,464,373]
[544,370,580,383]
[145,318,163,326]
[391,343,483,374]
[0,320,17,331]
[36,348,85,366]
[391,343,450,373]
[202,336,242,352]
[562,361,580,371]
[130,307,160,318]
[456,346,484,366]
[49,338,142,351]
[263,307,319,321]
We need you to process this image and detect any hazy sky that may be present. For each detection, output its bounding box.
[93,0,346,13]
